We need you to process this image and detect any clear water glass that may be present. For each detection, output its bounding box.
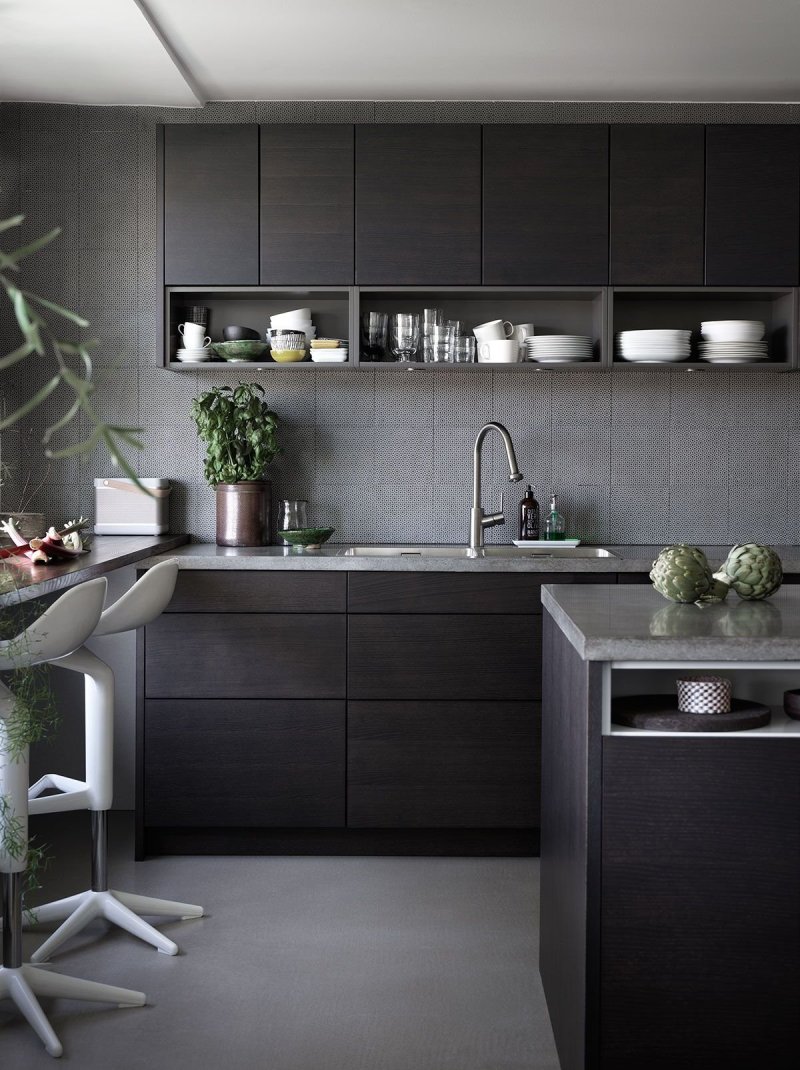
[360,311,389,362]
[428,324,455,363]
[422,308,444,362]
[453,336,477,363]
[390,313,421,361]
[277,500,308,545]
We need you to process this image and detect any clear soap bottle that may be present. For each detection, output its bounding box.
[519,485,540,541]
[544,494,566,541]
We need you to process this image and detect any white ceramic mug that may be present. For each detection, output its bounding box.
[473,319,514,343]
[510,323,535,346]
[179,322,211,349]
[478,339,520,364]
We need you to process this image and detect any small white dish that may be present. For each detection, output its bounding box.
[311,351,349,363]
[175,348,211,362]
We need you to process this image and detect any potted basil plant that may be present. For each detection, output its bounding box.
[191,383,281,546]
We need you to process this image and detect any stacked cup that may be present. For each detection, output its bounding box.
[176,321,211,362]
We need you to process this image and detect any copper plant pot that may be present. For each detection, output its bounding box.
[215,481,270,546]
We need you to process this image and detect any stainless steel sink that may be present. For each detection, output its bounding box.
[339,545,618,559]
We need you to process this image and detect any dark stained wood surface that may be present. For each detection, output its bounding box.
[483,124,609,284]
[355,124,482,284]
[348,614,541,701]
[705,125,800,285]
[164,570,346,613]
[260,124,354,284]
[610,124,705,284]
[347,701,540,827]
[601,738,800,1069]
[163,124,259,284]
[144,699,345,827]
[145,613,346,698]
[540,614,603,1070]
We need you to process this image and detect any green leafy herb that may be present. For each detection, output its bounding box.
[191,383,281,487]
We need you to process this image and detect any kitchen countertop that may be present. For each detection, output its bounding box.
[0,534,190,607]
[542,582,800,661]
[138,543,800,573]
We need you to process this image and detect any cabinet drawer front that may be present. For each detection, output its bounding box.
[144,700,345,827]
[145,614,346,698]
[348,572,607,614]
[347,701,540,828]
[348,615,540,701]
[162,571,346,613]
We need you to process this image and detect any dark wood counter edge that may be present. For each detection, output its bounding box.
[0,534,190,607]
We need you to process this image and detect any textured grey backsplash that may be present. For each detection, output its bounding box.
[1,100,799,545]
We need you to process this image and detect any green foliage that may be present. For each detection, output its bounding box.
[0,214,145,484]
[191,383,281,487]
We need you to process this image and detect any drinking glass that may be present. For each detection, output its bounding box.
[390,313,421,361]
[453,336,477,363]
[360,311,389,362]
[277,500,308,546]
[422,308,444,362]
[428,324,454,363]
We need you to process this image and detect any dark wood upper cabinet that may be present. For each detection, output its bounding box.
[705,125,800,285]
[355,124,481,285]
[260,124,354,284]
[610,125,705,285]
[483,124,609,285]
[163,124,259,285]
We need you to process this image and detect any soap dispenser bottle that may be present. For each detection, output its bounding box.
[544,494,566,541]
[518,485,540,540]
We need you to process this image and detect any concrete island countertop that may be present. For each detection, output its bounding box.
[138,543,800,574]
[542,582,800,662]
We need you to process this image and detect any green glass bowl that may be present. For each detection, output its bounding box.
[211,340,270,362]
[278,527,335,549]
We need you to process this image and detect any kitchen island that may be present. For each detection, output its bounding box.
[540,583,800,1070]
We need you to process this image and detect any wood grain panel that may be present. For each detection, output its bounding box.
[610,124,705,284]
[144,699,344,826]
[483,124,609,284]
[347,701,540,827]
[347,571,608,614]
[145,614,346,698]
[705,125,800,285]
[601,737,800,1069]
[164,571,346,613]
[348,614,540,700]
[260,124,354,284]
[163,124,259,284]
[355,124,481,284]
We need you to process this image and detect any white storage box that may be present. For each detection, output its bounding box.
[94,478,171,535]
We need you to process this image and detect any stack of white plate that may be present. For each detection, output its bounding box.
[617,329,691,363]
[699,320,767,363]
[175,348,211,363]
[310,342,349,364]
[524,335,593,363]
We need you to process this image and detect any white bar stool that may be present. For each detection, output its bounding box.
[28,559,203,961]
[1,577,145,1058]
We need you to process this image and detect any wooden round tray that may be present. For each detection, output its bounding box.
[612,694,771,732]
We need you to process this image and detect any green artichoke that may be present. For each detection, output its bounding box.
[714,543,783,601]
[650,545,714,604]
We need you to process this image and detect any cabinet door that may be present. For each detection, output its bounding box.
[610,125,704,285]
[163,124,259,284]
[355,124,481,284]
[145,699,345,827]
[260,124,354,284]
[348,701,540,828]
[705,125,800,285]
[483,124,609,284]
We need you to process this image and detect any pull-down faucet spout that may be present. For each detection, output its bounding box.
[469,422,523,554]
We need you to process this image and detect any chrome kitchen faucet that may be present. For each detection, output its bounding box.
[469,422,523,555]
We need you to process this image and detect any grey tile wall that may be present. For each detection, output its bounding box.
[2,100,799,545]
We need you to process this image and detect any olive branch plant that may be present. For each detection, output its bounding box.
[1,213,143,901]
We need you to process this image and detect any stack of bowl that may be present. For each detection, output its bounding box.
[268,329,308,363]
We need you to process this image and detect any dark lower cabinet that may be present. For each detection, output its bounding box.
[348,701,540,828]
[482,124,609,284]
[144,699,345,827]
[705,125,800,285]
[355,124,482,284]
[610,124,705,285]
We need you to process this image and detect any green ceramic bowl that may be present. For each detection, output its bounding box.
[211,340,270,362]
[278,527,335,549]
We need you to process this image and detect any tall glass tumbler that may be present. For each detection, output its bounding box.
[360,311,389,362]
[422,308,444,362]
[428,324,454,363]
[277,499,308,546]
[390,313,421,362]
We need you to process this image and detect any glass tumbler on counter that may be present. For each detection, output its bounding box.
[427,324,455,363]
[453,336,477,363]
[277,499,308,545]
[390,313,421,361]
[360,311,389,362]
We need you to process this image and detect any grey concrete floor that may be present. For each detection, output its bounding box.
[3,814,560,1069]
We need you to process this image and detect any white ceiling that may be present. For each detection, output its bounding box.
[2,0,800,107]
